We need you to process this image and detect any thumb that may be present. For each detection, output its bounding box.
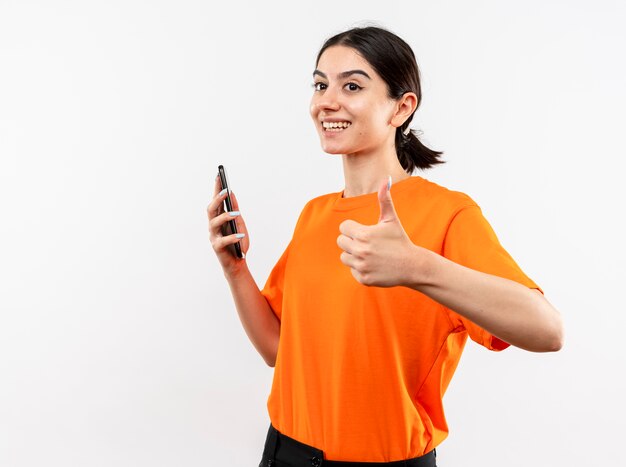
[378,175,398,223]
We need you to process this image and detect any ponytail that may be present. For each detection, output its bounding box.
[395,122,445,173]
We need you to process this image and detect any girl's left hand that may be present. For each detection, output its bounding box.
[337,178,424,288]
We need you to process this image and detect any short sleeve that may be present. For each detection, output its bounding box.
[260,201,312,322]
[442,204,543,351]
[260,241,291,322]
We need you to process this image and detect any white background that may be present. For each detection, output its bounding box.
[1,1,625,466]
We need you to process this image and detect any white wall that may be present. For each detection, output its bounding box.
[1,1,624,466]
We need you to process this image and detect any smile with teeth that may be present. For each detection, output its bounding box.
[323,121,352,131]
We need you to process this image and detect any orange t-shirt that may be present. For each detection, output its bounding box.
[261,175,541,462]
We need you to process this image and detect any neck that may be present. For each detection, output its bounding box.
[341,146,409,198]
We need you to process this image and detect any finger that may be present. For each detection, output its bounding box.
[339,251,357,268]
[223,231,247,260]
[210,211,251,256]
[213,173,222,198]
[224,209,248,251]
[350,268,368,286]
[230,190,241,211]
[339,219,364,239]
[207,185,229,219]
[209,210,241,237]
[336,233,355,255]
[212,231,247,252]
[227,191,250,248]
[378,175,398,223]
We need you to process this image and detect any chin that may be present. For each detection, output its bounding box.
[320,141,352,155]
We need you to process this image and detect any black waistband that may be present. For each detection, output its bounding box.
[261,424,437,467]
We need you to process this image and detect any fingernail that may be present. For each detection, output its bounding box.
[235,233,246,238]
[387,175,392,191]
[228,211,240,217]
[219,188,227,196]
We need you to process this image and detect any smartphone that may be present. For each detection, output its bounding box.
[217,165,244,259]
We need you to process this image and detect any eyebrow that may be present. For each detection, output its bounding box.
[313,69,372,80]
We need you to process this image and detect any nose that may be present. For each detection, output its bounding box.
[312,85,341,113]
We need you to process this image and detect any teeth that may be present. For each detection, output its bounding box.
[322,121,351,130]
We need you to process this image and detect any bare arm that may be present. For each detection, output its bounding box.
[224,266,280,367]
[208,175,280,367]
[407,247,564,352]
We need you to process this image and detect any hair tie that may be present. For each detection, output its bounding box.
[402,126,411,136]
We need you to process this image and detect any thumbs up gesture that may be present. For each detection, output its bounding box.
[337,176,422,288]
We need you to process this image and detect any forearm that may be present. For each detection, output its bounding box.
[224,265,280,366]
[407,246,563,352]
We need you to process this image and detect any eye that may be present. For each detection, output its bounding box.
[345,82,362,92]
[312,82,327,92]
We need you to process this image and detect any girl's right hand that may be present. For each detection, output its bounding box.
[207,174,250,276]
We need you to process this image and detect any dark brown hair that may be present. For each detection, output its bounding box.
[316,26,445,172]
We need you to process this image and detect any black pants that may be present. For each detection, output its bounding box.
[259,424,437,467]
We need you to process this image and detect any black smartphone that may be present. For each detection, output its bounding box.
[217,165,244,259]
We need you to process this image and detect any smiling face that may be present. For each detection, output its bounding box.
[310,45,401,156]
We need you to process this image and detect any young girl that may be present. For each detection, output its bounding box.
[208,26,563,467]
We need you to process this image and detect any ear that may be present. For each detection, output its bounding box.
[390,92,418,129]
